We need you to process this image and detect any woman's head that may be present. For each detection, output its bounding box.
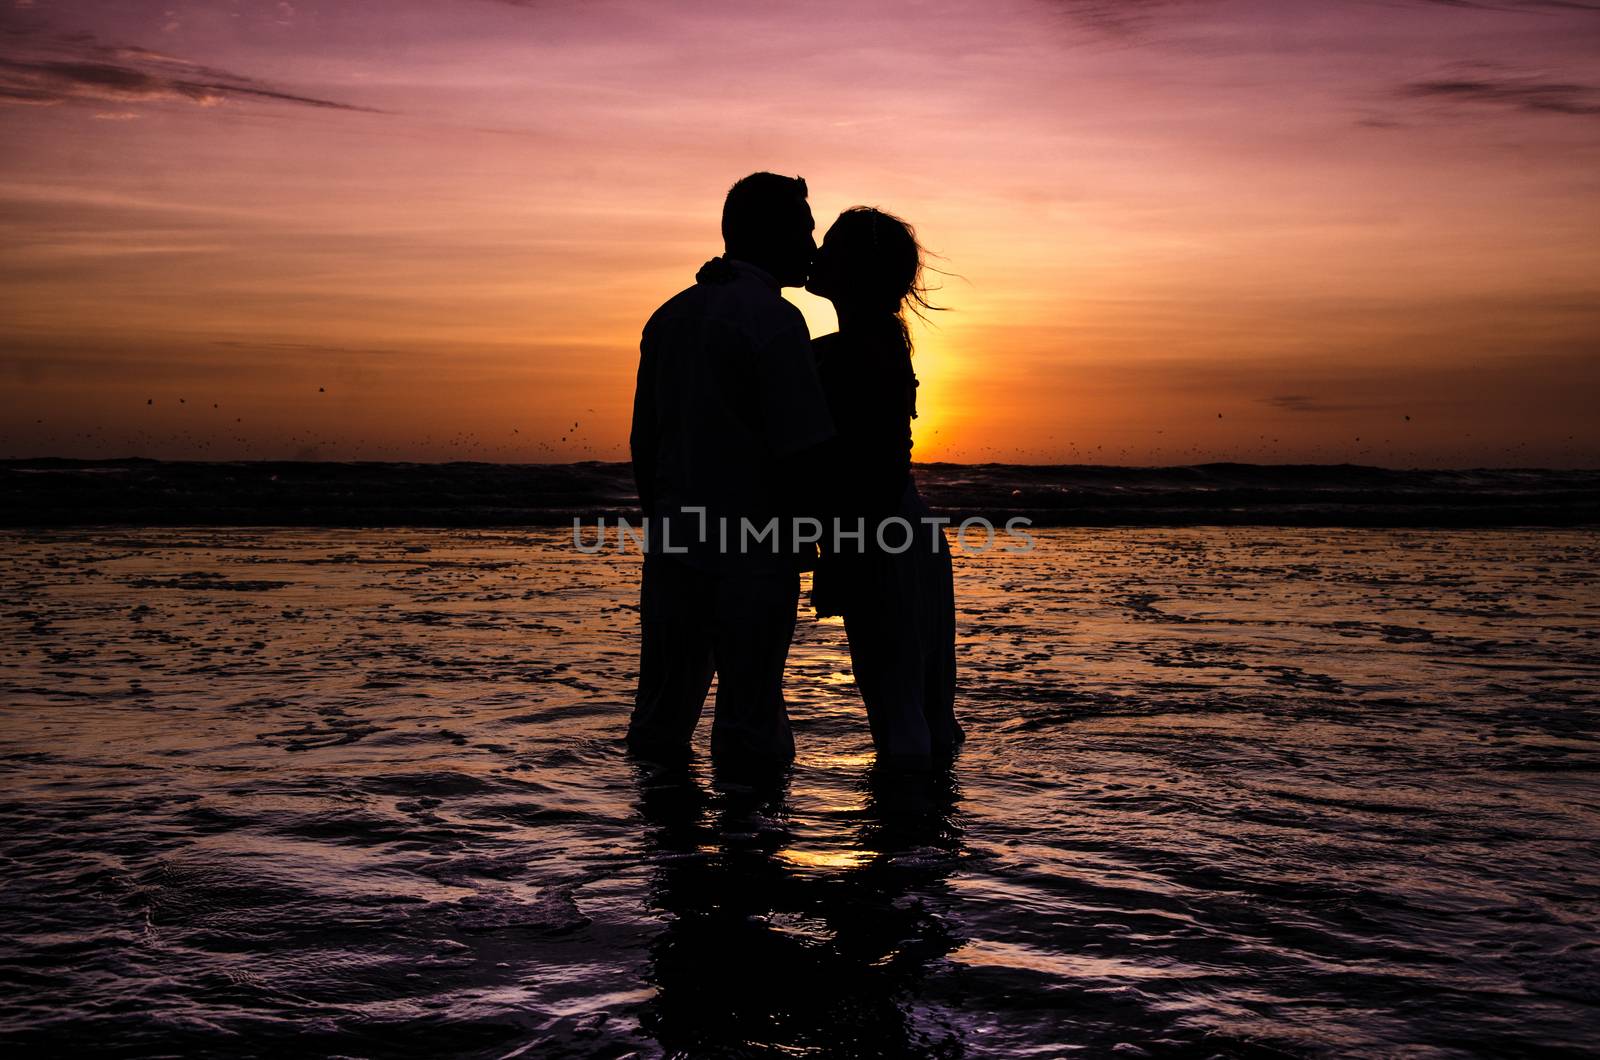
[806,207,937,324]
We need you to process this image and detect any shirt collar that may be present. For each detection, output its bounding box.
[724,257,781,291]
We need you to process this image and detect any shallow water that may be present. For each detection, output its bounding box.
[2,527,1598,1057]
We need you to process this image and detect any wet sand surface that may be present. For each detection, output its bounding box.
[2,527,1598,1057]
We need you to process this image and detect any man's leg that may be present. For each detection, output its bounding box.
[628,555,716,759]
[708,568,799,767]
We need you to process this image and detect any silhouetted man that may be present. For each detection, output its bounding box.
[627,173,832,766]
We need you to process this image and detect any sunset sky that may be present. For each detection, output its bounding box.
[2,0,1597,466]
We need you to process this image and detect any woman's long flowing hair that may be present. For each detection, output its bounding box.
[828,206,944,358]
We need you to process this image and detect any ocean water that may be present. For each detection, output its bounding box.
[6,459,1599,527]
[2,527,1598,1057]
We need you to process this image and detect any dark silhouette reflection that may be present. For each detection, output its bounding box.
[632,761,965,1057]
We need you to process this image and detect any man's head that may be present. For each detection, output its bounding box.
[721,172,815,288]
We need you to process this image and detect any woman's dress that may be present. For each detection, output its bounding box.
[812,326,962,762]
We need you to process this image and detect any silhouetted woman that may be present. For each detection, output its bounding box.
[806,207,963,766]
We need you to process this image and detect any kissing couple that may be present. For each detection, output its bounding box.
[626,171,962,772]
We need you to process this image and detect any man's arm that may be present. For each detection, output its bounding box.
[753,318,834,461]
[629,339,658,519]
[775,436,834,521]
[751,318,835,555]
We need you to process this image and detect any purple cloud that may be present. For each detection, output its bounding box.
[0,24,378,112]
[1401,65,1600,117]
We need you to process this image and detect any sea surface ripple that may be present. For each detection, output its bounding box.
[1,527,1598,1057]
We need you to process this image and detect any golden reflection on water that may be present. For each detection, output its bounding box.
[776,846,875,871]
[806,751,877,769]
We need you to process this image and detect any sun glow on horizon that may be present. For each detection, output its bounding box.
[1,0,1596,467]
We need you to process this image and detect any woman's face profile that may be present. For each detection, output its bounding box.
[804,221,848,301]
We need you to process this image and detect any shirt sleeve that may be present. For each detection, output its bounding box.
[752,313,834,456]
[629,328,659,516]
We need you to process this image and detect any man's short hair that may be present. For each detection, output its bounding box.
[722,172,808,250]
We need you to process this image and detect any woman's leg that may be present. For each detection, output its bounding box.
[917,538,963,752]
[843,563,933,766]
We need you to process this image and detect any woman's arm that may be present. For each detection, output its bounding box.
[848,355,915,521]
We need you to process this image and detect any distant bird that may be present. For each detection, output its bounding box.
[1217,412,1222,419]
[1404,415,1411,421]
[147,398,153,405]
[318,386,326,393]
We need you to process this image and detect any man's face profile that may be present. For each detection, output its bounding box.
[777,196,817,288]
